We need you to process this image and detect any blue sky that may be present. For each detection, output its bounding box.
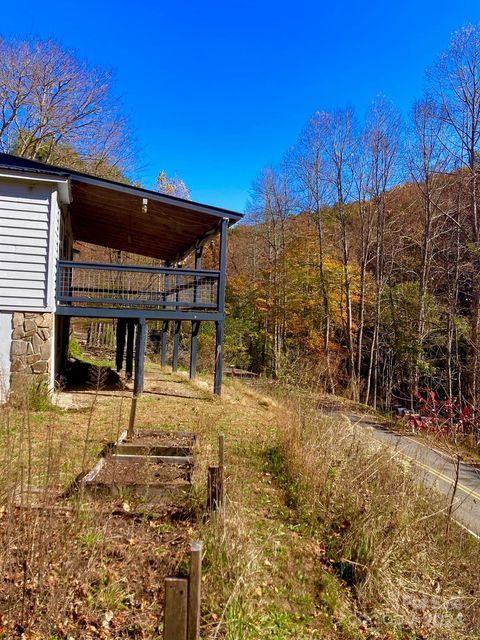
[2,1,480,212]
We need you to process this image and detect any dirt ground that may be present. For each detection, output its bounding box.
[0,502,191,639]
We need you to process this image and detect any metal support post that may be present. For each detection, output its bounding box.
[214,218,228,395]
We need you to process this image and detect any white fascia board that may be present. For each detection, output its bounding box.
[0,306,55,312]
[57,180,71,204]
[0,168,71,204]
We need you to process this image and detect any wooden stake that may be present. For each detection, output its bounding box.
[207,466,220,511]
[127,396,137,439]
[187,541,202,640]
[164,577,188,640]
[218,433,225,508]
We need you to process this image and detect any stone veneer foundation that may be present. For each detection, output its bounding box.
[10,312,53,398]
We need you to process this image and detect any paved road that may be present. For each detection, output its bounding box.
[328,409,480,538]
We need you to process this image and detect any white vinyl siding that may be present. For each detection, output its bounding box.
[0,311,12,401]
[0,180,54,311]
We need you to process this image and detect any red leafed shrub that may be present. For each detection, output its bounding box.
[407,389,480,442]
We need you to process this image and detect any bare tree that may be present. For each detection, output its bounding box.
[320,108,358,397]
[0,37,132,178]
[406,97,450,393]
[349,124,376,399]
[363,96,401,408]
[248,167,295,377]
[293,113,335,391]
[430,24,480,402]
[157,171,191,199]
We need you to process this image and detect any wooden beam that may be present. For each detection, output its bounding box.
[172,264,182,372]
[213,320,224,395]
[216,218,228,314]
[162,261,171,369]
[128,317,147,438]
[172,321,181,372]
[189,321,200,379]
[207,467,220,511]
[127,397,137,439]
[115,318,127,372]
[125,320,135,380]
[56,306,223,322]
[193,245,203,304]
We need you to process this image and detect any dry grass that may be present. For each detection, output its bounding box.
[273,393,480,639]
[0,389,130,499]
[0,364,479,638]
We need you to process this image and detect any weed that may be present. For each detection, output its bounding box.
[0,364,188,638]
[76,528,104,550]
[27,381,56,412]
[317,572,341,616]
[88,572,134,611]
[1,363,478,638]
[153,522,173,534]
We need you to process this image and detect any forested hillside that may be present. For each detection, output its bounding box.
[223,25,480,412]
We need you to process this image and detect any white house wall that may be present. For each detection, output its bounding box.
[0,176,63,400]
[0,178,57,312]
[0,311,12,401]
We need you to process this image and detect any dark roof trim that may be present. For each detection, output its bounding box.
[0,153,243,222]
[0,164,68,179]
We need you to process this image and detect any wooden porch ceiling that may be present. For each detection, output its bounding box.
[69,180,234,262]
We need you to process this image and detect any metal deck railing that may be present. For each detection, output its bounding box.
[56,261,220,310]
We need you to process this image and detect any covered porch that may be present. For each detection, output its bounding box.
[54,164,241,396]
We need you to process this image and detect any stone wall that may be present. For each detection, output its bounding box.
[10,312,53,398]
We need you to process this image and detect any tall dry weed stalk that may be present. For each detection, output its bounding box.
[274,397,480,634]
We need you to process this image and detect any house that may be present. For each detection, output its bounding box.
[0,153,242,401]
